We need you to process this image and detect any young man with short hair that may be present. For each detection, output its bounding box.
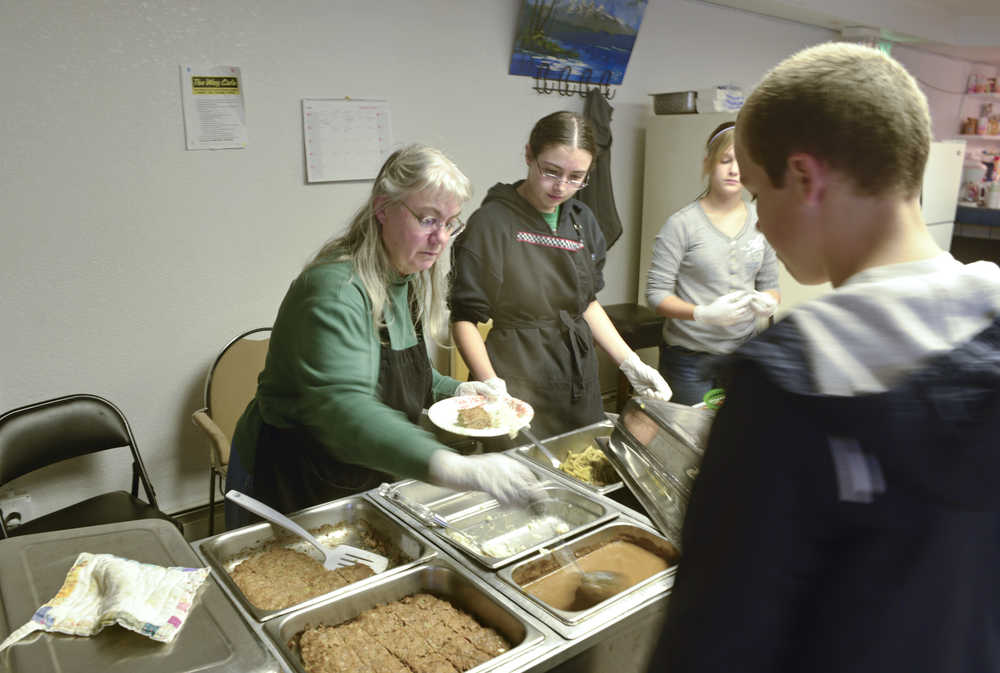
[648,42,1000,673]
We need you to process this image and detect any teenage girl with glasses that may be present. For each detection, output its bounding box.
[450,111,671,441]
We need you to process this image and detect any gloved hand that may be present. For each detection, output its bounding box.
[455,377,508,400]
[428,450,542,506]
[619,351,673,401]
[692,290,754,327]
[749,291,778,319]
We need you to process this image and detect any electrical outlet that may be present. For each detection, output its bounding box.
[0,493,33,529]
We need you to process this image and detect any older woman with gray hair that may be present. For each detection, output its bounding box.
[225,144,537,529]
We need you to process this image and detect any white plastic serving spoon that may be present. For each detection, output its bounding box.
[225,490,388,573]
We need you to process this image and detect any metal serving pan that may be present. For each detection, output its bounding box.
[262,558,551,673]
[0,519,278,673]
[651,90,698,115]
[497,520,678,640]
[375,479,616,571]
[509,419,621,495]
[606,398,714,546]
[196,495,434,622]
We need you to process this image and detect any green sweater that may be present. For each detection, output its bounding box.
[231,260,460,479]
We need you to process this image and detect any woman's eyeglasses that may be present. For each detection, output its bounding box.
[536,160,589,189]
[398,201,466,237]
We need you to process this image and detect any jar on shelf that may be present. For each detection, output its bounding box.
[988,182,1000,210]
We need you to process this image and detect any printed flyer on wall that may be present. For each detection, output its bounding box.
[180,65,248,150]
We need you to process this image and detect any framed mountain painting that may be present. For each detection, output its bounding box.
[509,0,649,85]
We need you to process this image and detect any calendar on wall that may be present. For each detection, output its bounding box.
[302,98,393,183]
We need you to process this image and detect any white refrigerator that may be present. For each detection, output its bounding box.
[921,140,966,251]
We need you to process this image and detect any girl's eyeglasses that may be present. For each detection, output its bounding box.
[536,160,589,188]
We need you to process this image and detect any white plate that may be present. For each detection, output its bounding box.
[427,395,534,437]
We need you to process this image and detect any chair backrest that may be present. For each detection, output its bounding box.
[0,393,158,505]
[205,328,271,448]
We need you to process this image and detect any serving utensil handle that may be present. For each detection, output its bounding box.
[225,489,326,557]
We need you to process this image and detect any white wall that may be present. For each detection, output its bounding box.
[893,44,999,142]
[4,0,906,516]
[707,0,1000,53]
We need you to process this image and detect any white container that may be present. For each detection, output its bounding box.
[960,164,986,204]
[987,182,1000,210]
[696,86,744,112]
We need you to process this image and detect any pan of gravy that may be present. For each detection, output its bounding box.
[521,540,669,612]
[500,521,679,625]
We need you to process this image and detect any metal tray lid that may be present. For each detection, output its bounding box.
[376,479,616,571]
[605,398,715,547]
[0,519,279,673]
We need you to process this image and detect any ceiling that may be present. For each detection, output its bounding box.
[704,0,1000,66]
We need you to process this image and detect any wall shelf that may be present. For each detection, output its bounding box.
[958,90,999,139]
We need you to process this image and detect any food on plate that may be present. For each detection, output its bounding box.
[433,396,530,438]
[456,405,493,429]
[230,548,374,610]
[297,592,511,673]
[559,444,618,486]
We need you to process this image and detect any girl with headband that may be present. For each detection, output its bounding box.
[645,121,780,405]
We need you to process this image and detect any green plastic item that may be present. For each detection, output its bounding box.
[703,388,726,410]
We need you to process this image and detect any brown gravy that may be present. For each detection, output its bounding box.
[521,540,669,611]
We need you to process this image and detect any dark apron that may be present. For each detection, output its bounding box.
[253,324,433,515]
[489,308,603,441]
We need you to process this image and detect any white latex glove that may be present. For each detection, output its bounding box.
[455,377,508,400]
[619,351,673,401]
[749,291,778,319]
[692,290,754,327]
[428,450,542,506]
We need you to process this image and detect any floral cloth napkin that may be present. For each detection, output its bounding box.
[0,552,209,652]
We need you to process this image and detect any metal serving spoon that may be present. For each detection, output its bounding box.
[518,426,561,469]
[552,547,630,607]
[377,483,487,555]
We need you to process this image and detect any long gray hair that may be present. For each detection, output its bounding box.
[306,144,472,343]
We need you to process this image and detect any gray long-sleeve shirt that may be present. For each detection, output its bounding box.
[646,200,778,355]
